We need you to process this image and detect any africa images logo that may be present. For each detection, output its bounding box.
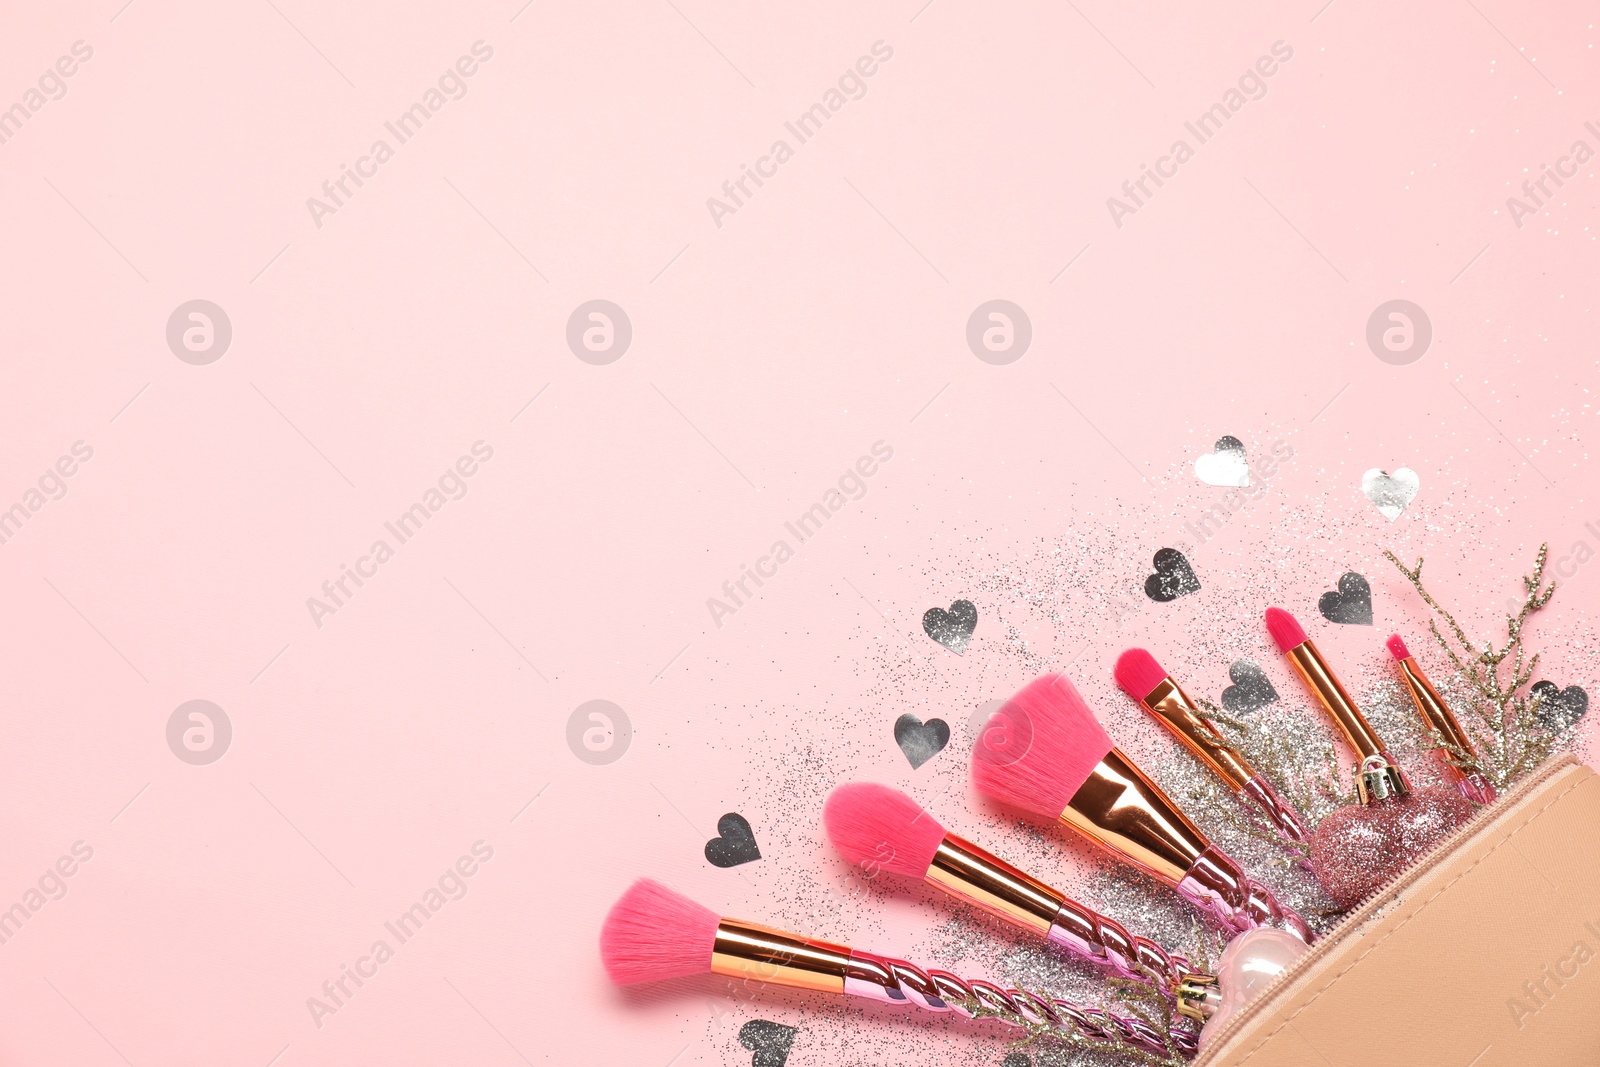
[1105,41,1293,228]
[705,41,894,228]
[305,42,495,228]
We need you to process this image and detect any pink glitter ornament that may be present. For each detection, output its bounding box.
[1307,759,1478,908]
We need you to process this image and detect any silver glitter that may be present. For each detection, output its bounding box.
[695,474,1596,1064]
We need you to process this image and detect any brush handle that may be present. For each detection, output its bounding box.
[1048,899,1197,994]
[844,951,1198,1058]
[1455,771,1496,806]
[1179,847,1312,944]
[1241,774,1308,843]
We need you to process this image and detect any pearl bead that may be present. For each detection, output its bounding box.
[1197,928,1310,1052]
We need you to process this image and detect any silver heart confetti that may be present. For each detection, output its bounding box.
[738,1020,798,1067]
[1194,435,1251,487]
[1220,659,1279,714]
[1361,467,1419,521]
[922,600,978,654]
[1318,571,1374,626]
[893,713,950,769]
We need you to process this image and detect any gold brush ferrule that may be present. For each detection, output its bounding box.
[1355,755,1407,804]
[1057,749,1210,885]
[710,920,848,994]
[1175,973,1223,1022]
[923,835,1066,936]
[1396,656,1476,759]
[1285,639,1410,803]
[1142,677,1254,790]
[1284,639,1384,758]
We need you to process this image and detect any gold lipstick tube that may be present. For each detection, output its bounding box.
[1395,655,1497,804]
[1140,676,1307,842]
[1282,639,1410,803]
[711,920,848,993]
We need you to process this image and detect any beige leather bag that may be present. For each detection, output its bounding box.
[1198,755,1600,1067]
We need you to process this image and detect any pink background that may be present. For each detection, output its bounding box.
[0,1,1595,1064]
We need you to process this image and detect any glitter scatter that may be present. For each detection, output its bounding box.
[693,483,1594,1065]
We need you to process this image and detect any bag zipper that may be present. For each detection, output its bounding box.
[1189,754,1580,1065]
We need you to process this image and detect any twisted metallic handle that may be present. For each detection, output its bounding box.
[1241,774,1308,843]
[1179,847,1313,944]
[845,952,1199,1058]
[1048,898,1196,994]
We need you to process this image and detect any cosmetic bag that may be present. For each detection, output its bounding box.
[1196,754,1600,1066]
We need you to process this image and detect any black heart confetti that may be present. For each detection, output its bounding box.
[1143,548,1200,603]
[922,599,978,654]
[893,713,950,769]
[1532,681,1588,731]
[1318,572,1373,625]
[1220,658,1279,715]
[738,1020,798,1067]
[704,812,761,868]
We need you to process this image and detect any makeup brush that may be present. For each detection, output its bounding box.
[1264,607,1410,802]
[600,878,1197,1057]
[971,673,1312,943]
[1115,649,1307,843]
[1266,607,1476,907]
[1387,634,1496,804]
[823,782,1218,1018]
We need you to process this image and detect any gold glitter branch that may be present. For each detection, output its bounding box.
[1384,546,1560,791]
[1193,698,1354,847]
[1099,978,1193,1067]
[958,984,1191,1067]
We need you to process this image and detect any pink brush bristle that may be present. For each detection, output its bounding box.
[1264,607,1308,655]
[971,673,1114,819]
[823,782,946,878]
[1113,648,1169,702]
[1386,633,1411,660]
[600,879,721,985]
